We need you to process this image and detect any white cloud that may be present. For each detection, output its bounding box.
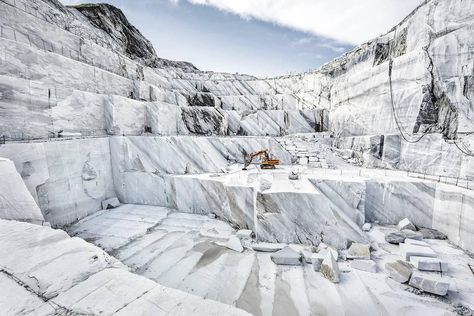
[186,0,423,44]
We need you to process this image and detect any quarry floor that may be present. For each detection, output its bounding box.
[66,204,474,316]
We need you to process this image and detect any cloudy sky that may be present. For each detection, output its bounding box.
[61,0,423,77]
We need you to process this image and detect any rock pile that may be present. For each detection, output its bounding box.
[384,224,451,296]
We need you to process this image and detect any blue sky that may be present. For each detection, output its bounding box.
[62,0,423,77]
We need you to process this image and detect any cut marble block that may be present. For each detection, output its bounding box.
[405,238,429,247]
[385,260,414,283]
[320,251,340,283]
[400,243,437,261]
[409,271,450,296]
[251,242,286,252]
[410,257,448,272]
[319,247,339,261]
[347,243,370,260]
[270,246,302,265]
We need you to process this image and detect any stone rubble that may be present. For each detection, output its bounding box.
[362,223,372,232]
[400,243,437,261]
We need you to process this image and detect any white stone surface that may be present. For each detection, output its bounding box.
[63,205,474,315]
[0,218,250,315]
[0,158,44,224]
[351,259,377,273]
[218,235,244,253]
[0,139,115,227]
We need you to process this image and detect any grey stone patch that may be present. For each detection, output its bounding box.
[400,243,437,261]
[320,251,340,283]
[101,197,120,210]
[270,246,302,265]
[347,243,370,260]
[398,218,416,231]
[351,259,377,273]
[418,227,448,240]
[385,230,423,244]
[409,271,450,296]
[410,257,448,272]
[252,242,286,252]
[385,260,414,283]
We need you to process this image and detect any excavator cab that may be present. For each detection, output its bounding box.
[242,149,280,170]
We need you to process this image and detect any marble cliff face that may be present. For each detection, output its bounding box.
[1,1,474,315]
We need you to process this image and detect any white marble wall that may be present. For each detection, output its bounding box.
[432,183,474,253]
[0,158,45,224]
[0,138,115,226]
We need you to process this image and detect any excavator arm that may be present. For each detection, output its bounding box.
[242,149,278,170]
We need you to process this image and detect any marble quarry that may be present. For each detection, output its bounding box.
[0,0,473,315]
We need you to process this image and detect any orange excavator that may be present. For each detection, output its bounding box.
[242,149,280,170]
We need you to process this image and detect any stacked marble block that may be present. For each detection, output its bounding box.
[277,136,331,168]
[385,219,451,296]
